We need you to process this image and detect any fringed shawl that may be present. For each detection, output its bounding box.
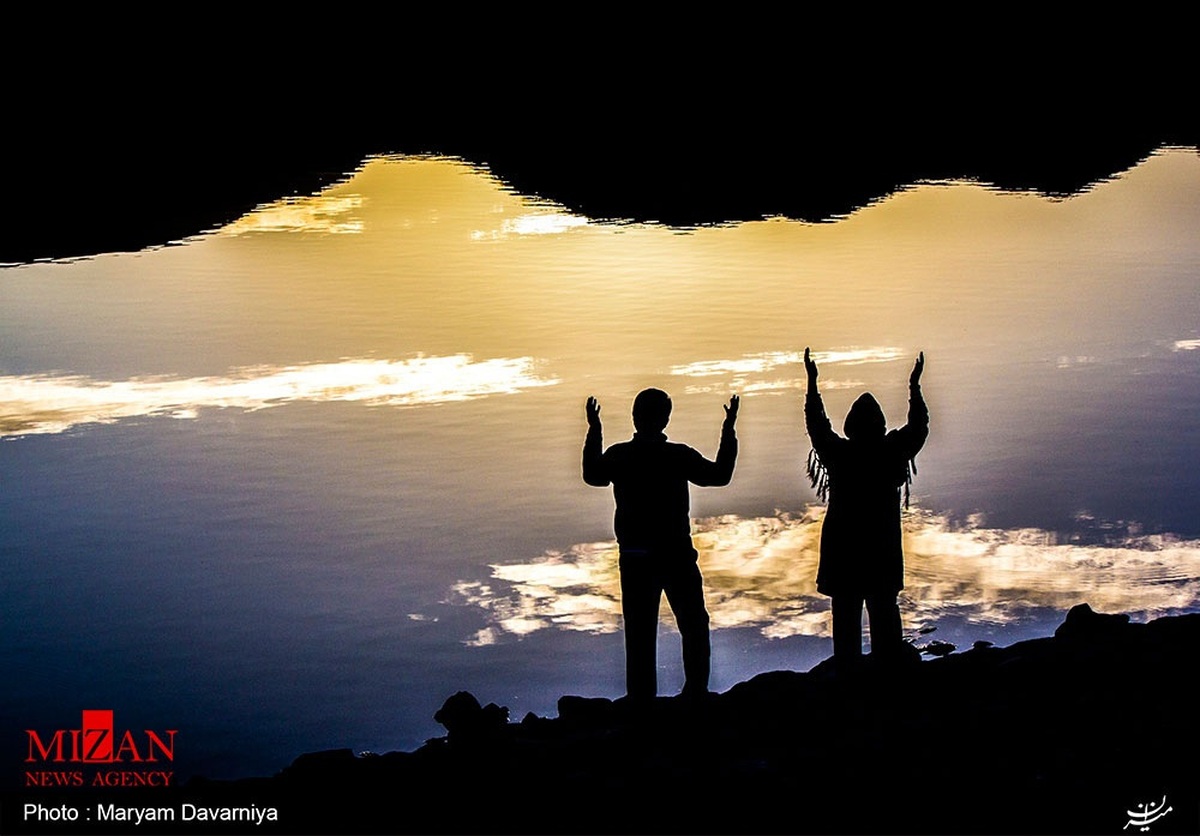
[806,447,918,508]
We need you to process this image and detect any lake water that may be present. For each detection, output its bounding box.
[3,149,1200,781]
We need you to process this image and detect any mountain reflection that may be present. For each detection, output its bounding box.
[451,509,1200,647]
[0,355,558,437]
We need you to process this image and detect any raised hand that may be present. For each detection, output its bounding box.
[804,347,819,387]
[723,394,740,430]
[909,352,925,387]
[586,396,602,430]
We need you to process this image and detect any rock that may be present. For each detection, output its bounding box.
[434,690,482,729]
[286,748,357,770]
[921,639,957,657]
[557,695,615,727]
[433,691,509,743]
[193,610,1200,834]
[1054,602,1131,641]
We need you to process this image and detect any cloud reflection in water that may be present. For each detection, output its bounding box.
[471,212,591,240]
[670,347,904,379]
[0,355,559,437]
[451,509,1200,646]
[670,347,904,396]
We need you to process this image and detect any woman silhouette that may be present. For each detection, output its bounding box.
[803,348,928,662]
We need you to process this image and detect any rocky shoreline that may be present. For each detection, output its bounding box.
[177,604,1197,834]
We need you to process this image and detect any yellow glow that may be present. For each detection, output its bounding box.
[168,150,1198,412]
[669,348,908,400]
[449,509,1200,643]
[471,212,590,240]
[0,355,558,437]
[670,348,905,397]
[224,195,366,235]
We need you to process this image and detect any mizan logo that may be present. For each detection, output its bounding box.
[24,710,177,787]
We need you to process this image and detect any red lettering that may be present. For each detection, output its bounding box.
[26,711,176,766]
[114,730,142,762]
[25,730,66,763]
[24,770,84,787]
[83,729,112,762]
[82,710,114,763]
[143,730,176,762]
[90,770,170,787]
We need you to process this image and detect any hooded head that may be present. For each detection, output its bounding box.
[844,392,886,439]
[632,388,672,434]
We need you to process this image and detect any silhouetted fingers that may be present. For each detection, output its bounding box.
[910,352,925,384]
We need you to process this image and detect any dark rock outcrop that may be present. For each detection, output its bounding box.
[433,691,510,746]
[185,606,1199,834]
[1055,601,1132,640]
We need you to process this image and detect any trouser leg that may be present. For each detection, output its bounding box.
[619,555,661,699]
[662,556,710,695]
[831,595,865,659]
[865,594,902,656]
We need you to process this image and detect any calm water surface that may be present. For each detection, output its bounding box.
[3,150,1200,780]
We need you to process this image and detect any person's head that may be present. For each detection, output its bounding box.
[632,388,672,433]
[844,392,886,439]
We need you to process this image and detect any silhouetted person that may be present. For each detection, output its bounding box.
[804,348,928,662]
[583,389,739,700]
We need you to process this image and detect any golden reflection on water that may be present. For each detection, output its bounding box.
[224,194,367,235]
[4,143,1200,774]
[471,211,591,240]
[0,355,558,437]
[670,347,906,396]
[184,149,1199,419]
[670,348,905,378]
[450,509,1200,647]
[6,150,1199,633]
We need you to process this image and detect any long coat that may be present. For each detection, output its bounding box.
[805,384,928,597]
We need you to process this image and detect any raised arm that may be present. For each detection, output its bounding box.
[582,396,610,486]
[804,348,839,452]
[722,394,739,434]
[895,352,929,455]
[689,395,739,486]
[804,346,820,396]
[716,394,739,478]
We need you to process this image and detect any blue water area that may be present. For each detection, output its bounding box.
[4,151,1200,782]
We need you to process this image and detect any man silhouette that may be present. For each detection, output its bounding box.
[583,389,739,700]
